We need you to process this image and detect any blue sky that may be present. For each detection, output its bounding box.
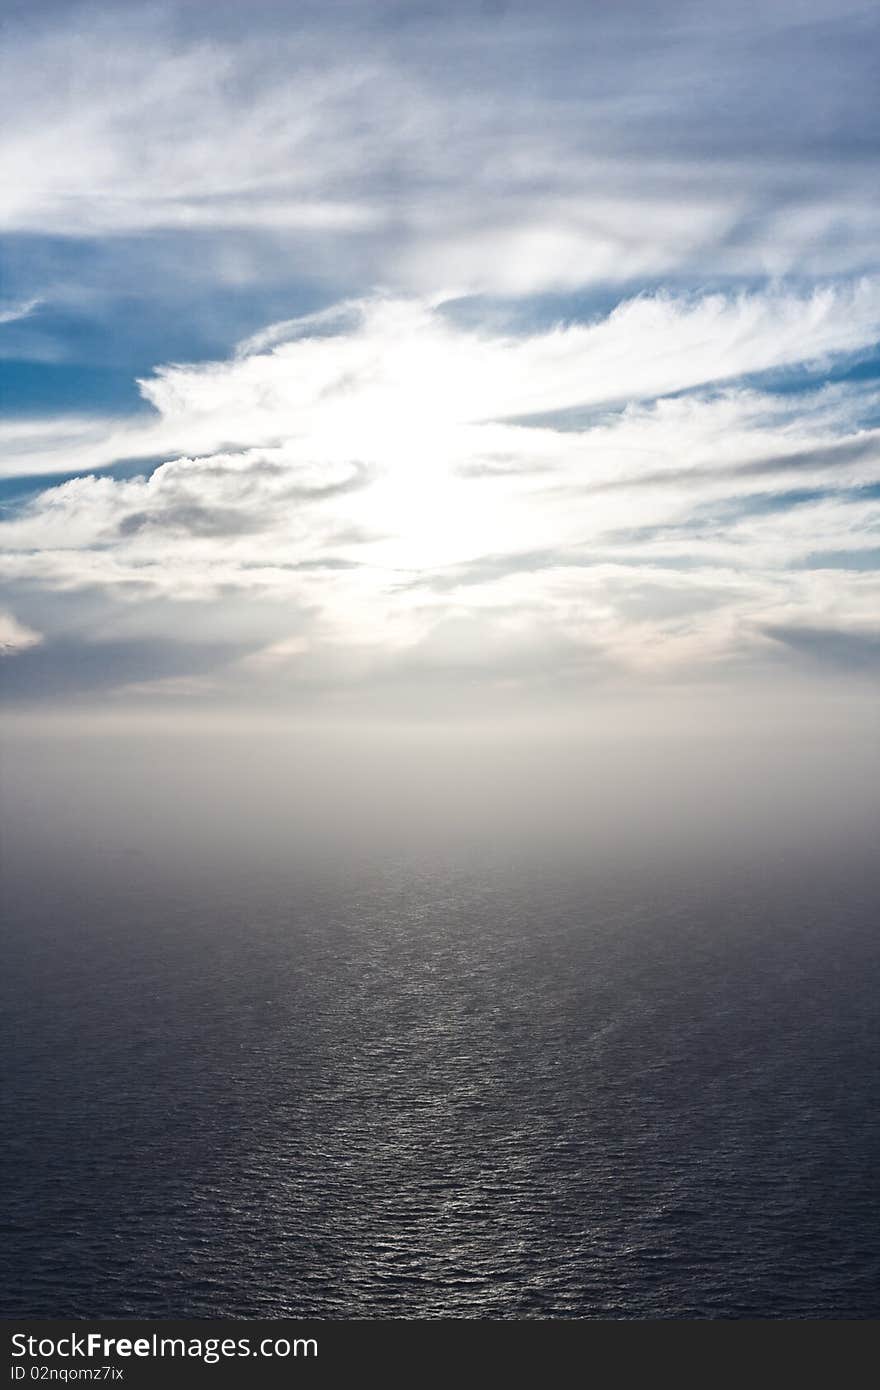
[1,0,879,711]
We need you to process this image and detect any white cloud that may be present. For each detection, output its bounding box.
[1,282,879,699]
[0,297,40,325]
[0,611,42,655]
[4,280,880,481]
[1,3,878,294]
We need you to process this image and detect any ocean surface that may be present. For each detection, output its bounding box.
[3,839,880,1319]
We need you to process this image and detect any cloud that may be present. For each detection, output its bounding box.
[0,610,42,655]
[589,433,880,495]
[4,281,880,483]
[1,1,878,298]
[797,548,880,572]
[1,281,879,703]
[763,623,880,671]
[0,634,254,699]
[0,297,41,325]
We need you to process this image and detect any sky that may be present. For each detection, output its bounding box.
[1,0,879,771]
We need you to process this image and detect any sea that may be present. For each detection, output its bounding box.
[3,828,879,1319]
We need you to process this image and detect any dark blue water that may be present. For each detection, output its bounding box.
[2,848,879,1318]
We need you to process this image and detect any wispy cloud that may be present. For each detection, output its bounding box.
[1,2,878,295]
[0,610,41,655]
[2,2,878,709]
[0,297,41,326]
[2,282,878,702]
